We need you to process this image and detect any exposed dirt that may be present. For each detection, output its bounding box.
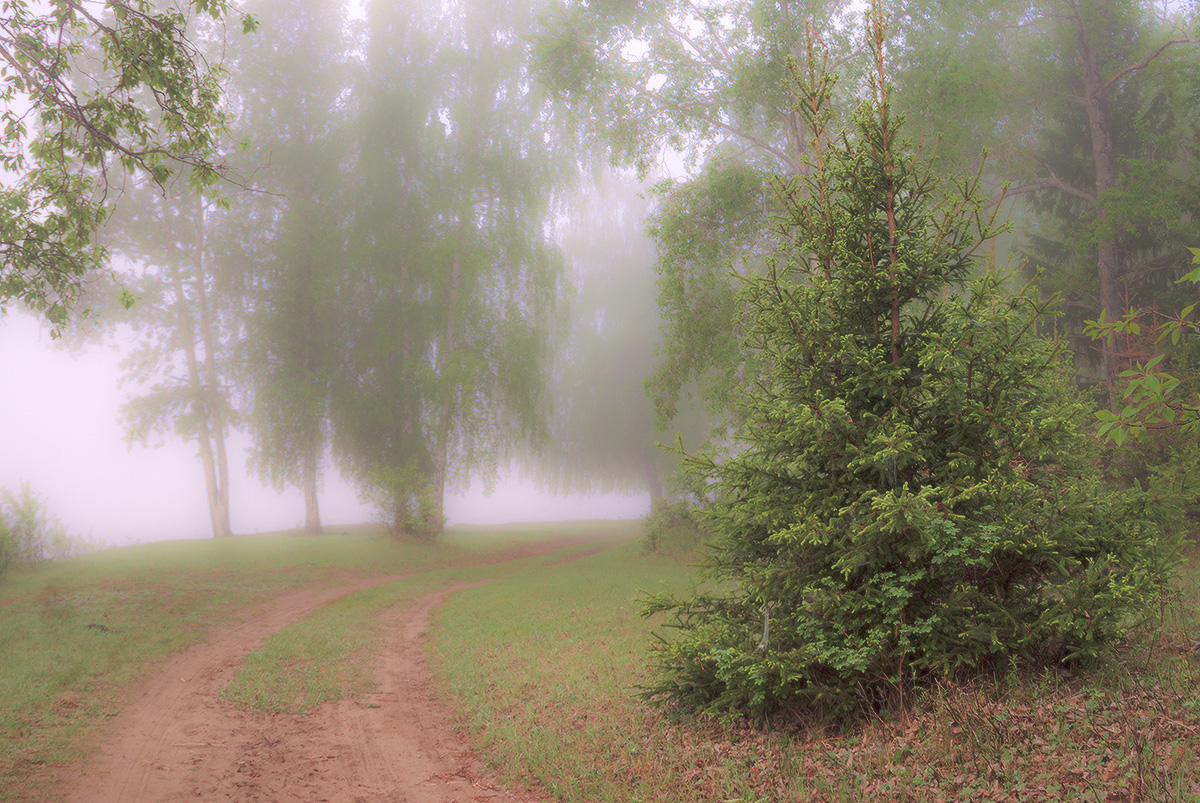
[56,538,604,803]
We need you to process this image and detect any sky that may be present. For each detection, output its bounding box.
[0,313,649,546]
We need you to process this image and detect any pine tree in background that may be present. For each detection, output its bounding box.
[641,14,1179,720]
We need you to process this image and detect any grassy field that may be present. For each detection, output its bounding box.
[0,521,626,802]
[4,518,1199,803]
[430,539,1200,803]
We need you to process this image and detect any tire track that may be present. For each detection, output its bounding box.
[56,538,606,803]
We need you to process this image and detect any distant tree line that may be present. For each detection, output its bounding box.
[0,0,1195,574]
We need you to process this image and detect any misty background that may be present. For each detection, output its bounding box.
[2,0,1197,546]
[0,312,649,545]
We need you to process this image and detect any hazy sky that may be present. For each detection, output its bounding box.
[0,313,648,546]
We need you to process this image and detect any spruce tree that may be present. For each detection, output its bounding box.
[642,19,1177,719]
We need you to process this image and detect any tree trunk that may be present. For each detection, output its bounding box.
[168,248,231,540]
[643,450,665,512]
[302,427,323,533]
[1077,8,1124,390]
[193,199,233,537]
[298,170,325,533]
[428,248,463,537]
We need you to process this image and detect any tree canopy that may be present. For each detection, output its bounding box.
[0,0,257,329]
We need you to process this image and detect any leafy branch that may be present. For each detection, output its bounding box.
[1085,248,1200,443]
[0,0,257,329]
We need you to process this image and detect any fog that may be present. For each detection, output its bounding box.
[2,0,1195,546]
[0,315,648,546]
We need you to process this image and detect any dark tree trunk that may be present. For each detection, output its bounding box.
[1078,18,1124,389]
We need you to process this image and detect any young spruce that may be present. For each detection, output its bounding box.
[641,17,1178,720]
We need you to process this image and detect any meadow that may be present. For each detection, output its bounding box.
[1,520,1198,802]
[430,539,1200,803]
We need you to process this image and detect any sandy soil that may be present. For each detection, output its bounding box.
[55,540,598,803]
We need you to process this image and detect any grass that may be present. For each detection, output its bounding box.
[430,539,706,801]
[0,522,626,803]
[429,538,1200,803]
[222,534,621,714]
[7,517,1198,803]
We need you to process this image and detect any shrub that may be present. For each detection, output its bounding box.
[0,483,99,578]
[643,500,707,557]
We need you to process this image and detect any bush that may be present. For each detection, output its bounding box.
[0,483,99,578]
[639,28,1180,721]
[643,500,707,557]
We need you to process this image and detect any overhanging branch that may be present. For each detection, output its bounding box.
[1001,175,1096,205]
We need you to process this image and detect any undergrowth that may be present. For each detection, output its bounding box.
[642,501,707,559]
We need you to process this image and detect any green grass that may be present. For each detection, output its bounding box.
[429,538,1200,803]
[430,539,708,801]
[10,517,1194,803]
[0,522,627,803]
[223,535,622,714]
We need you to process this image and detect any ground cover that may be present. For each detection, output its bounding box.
[0,522,614,802]
[430,538,1200,802]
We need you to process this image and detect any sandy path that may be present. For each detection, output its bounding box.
[56,540,599,803]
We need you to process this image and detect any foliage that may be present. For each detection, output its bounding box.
[0,0,257,329]
[111,186,238,538]
[893,0,1200,385]
[329,0,569,538]
[639,24,1178,720]
[360,463,445,540]
[1085,248,1200,443]
[0,483,99,577]
[535,0,864,433]
[643,154,771,429]
[534,0,857,174]
[228,0,353,533]
[642,499,706,558]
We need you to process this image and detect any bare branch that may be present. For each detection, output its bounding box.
[683,0,732,66]
[1001,175,1097,205]
[1100,38,1195,95]
[639,89,798,171]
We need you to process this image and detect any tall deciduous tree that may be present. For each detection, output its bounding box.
[332,0,567,538]
[115,188,238,539]
[0,0,257,328]
[535,0,862,431]
[227,0,352,533]
[894,0,1200,388]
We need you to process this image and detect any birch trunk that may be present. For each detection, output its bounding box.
[643,450,665,512]
[167,224,231,540]
[302,425,323,533]
[427,249,462,538]
[192,199,233,537]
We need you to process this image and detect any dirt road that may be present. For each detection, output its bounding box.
[57,541,596,803]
